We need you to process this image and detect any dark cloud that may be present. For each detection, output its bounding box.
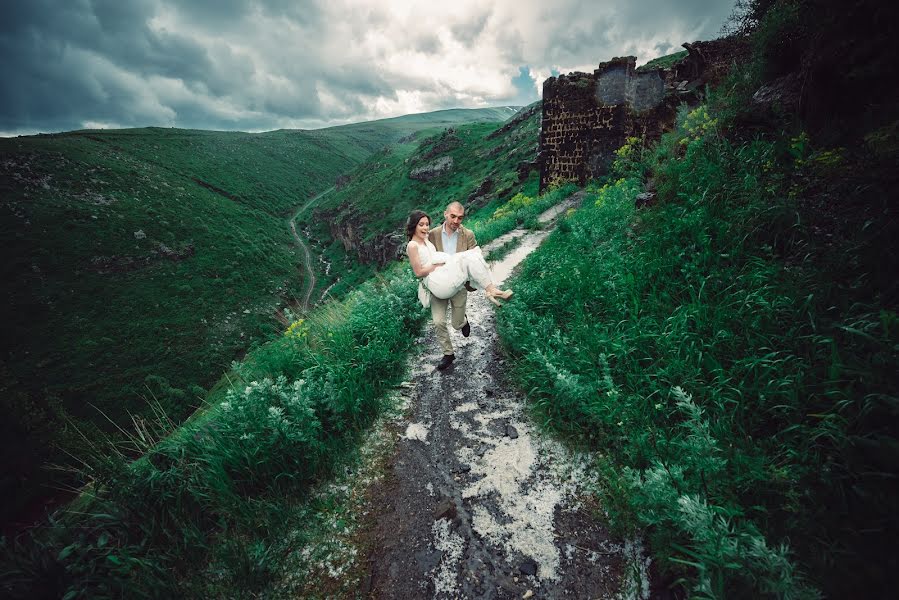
[0,0,343,132]
[548,18,615,64]
[413,33,443,55]
[450,11,491,47]
[167,0,326,32]
[0,0,737,135]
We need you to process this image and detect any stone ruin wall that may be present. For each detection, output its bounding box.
[538,38,747,192]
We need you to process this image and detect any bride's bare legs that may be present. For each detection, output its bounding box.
[457,249,513,304]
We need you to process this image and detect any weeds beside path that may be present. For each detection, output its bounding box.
[362,200,647,599]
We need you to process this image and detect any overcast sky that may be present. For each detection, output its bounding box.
[0,0,736,135]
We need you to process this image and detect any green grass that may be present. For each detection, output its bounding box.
[0,262,425,599]
[637,49,688,71]
[496,98,898,597]
[0,107,519,527]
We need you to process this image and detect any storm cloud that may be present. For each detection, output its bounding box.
[0,0,736,135]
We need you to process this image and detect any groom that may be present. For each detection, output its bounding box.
[428,201,477,370]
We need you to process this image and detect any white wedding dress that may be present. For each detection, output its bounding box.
[410,240,494,300]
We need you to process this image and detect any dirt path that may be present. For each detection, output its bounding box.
[358,196,650,599]
[288,186,334,311]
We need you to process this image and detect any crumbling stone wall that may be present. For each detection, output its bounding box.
[538,38,747,192]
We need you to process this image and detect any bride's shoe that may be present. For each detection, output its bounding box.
[485,285,512,306]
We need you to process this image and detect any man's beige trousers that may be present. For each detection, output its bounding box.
[430,287,468,355]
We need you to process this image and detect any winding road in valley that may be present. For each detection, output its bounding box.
[288,185,334,312]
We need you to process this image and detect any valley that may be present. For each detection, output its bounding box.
[0,106,525,530]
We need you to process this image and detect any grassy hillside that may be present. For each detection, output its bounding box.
[637,49,688,71]
[496,2,899,596]
[0,107,515,527]
[299,102,542,300]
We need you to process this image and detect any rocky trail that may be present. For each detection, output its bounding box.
[354,197,649,600]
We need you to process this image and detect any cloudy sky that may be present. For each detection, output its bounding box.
[1,0,736,135]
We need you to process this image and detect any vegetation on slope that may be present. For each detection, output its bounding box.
[0,107,515,528]
[637,49,688,72]
[299,102,542,301]
[496,1,898,596]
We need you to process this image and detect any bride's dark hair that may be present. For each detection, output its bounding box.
[405,210,430,240]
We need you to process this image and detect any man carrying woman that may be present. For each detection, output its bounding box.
[406,202,513,371]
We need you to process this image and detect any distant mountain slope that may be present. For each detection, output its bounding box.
[0,106,515,526]
[316,106,521,138]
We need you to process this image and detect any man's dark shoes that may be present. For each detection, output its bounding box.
[461,320,471,337]
[437,354,455,370]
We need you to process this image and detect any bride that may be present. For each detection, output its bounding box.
[405,210,513,306]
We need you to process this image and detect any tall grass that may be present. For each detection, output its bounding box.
[0,265,423,598]
[468,183,578,244]
[496,102,897,597]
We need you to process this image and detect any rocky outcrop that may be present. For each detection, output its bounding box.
[326,209,406,267]
[751,72,802,115]
[538,37,749,192]
[335,174,352,190]
[466,177,494,209]
[517,159,538,181]
[419,128,460,161]
[409,156,454,181]
[88,242,196,274]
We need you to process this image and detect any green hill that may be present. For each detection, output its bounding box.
[298,102,543,300]
[0,107,517,526]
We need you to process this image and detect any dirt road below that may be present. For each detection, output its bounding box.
[287,186,334,311]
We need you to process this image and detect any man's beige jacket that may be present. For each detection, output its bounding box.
[428,224,477,253]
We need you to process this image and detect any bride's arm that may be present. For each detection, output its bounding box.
[407,242,440,278]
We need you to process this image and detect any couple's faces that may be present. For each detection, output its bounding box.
[445,208,464,232]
